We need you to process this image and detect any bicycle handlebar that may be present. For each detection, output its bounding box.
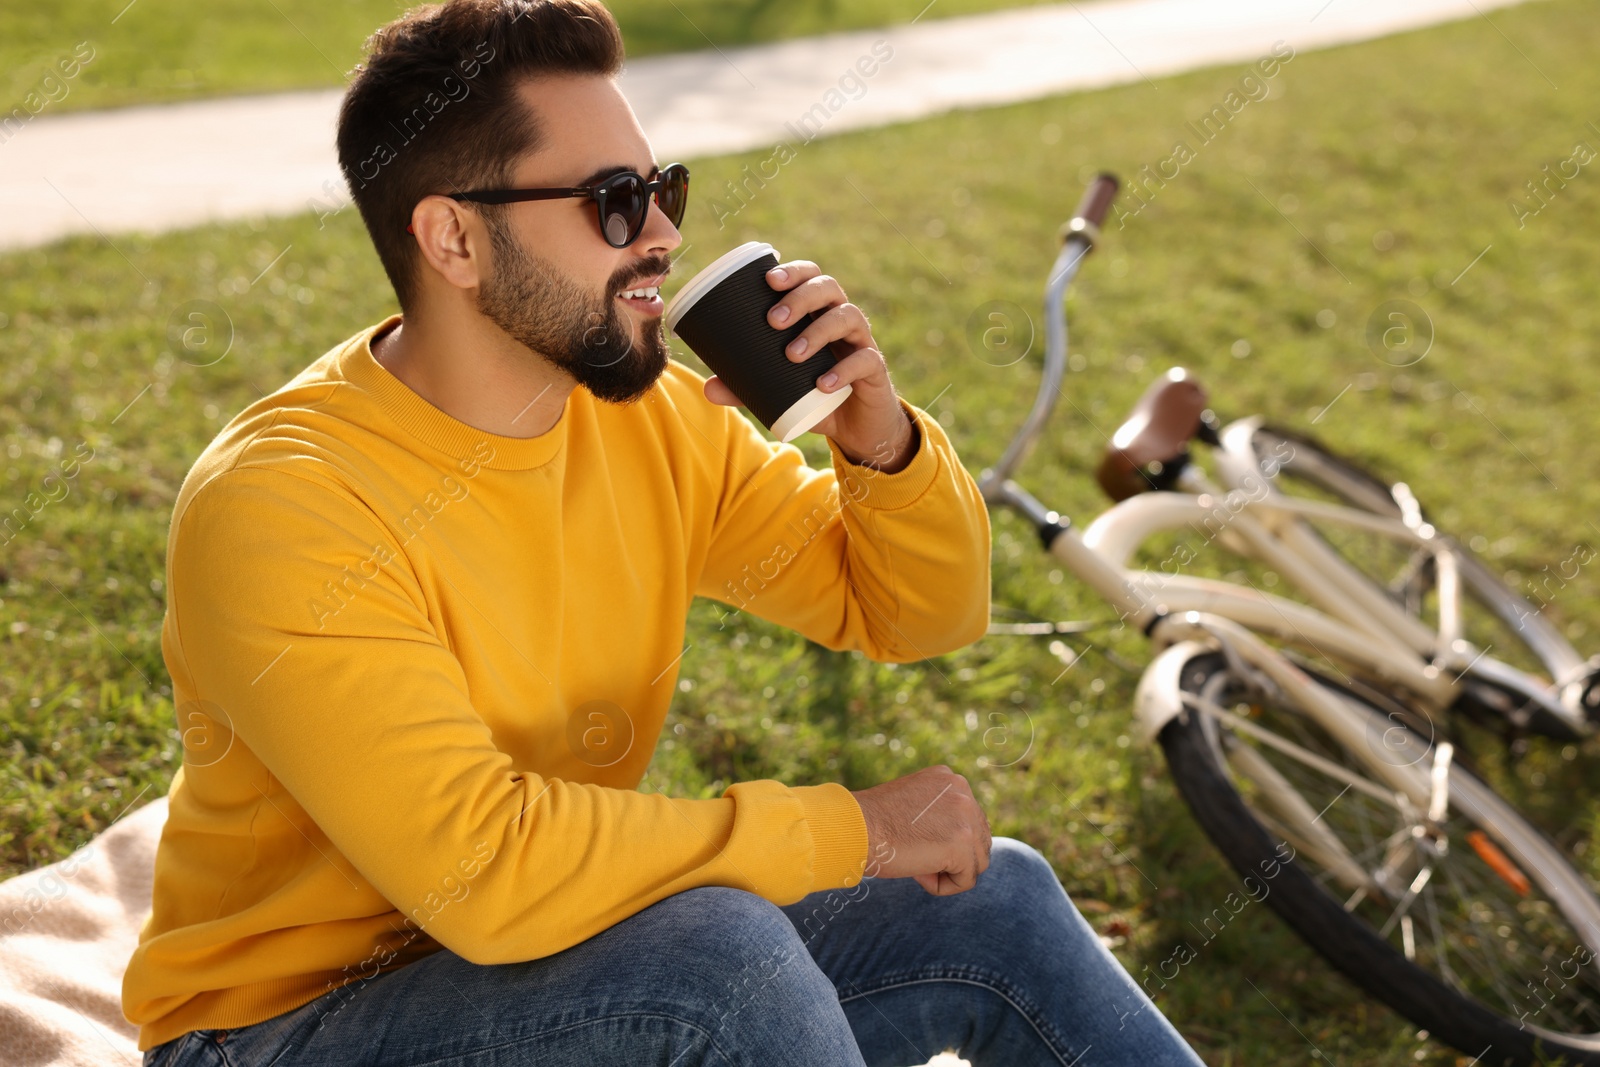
[979,173,1121,508]
[1060,172,1121,247]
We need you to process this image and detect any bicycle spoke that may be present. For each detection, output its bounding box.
[1378,864,1437,940]
[1314,823,1413,887]
[1186,693,1399,808]
[1422,879,1459,989]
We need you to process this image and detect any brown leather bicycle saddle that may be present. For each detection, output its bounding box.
[1095,367,1209,502]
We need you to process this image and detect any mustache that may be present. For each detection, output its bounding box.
[609,255,673,296]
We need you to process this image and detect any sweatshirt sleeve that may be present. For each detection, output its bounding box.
[694,397,992,662]
[165,465,868,966]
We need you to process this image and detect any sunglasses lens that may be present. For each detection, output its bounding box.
[656,166,689,227]
[604,212,632,245]
[600,174,648,247]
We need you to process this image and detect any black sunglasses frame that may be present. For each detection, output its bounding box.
[408,163,690,248]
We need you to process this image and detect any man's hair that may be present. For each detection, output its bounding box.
[336,0,625,311]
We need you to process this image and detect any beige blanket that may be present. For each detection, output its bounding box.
[0,795,168,1067]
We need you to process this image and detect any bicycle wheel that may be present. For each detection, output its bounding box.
[1216,418,1594,739]
[1152,645,1600,1065]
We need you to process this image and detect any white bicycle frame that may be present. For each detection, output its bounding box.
[976,211,1600,951]
[1047,478,1456,802]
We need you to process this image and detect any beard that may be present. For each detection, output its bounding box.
[475,214,671,404]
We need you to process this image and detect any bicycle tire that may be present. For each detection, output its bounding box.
[1154,647,1600,1065]
[1216,419,1593,739]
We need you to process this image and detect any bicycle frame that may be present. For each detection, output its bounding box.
[1077,484,1461,709]
[976,230,1457,683]
[977,186,1584,738]
[974,189,1578,832]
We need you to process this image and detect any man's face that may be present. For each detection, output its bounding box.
[473,74,682,404]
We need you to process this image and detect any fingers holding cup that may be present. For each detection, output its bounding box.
[767,268,844,331]
[764,259,820,295]
[814,344,886,394]
[785,301,874,362]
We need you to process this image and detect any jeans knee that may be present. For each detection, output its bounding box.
[987,837,1062,902]
[957,837,1094,953]
[659,888,836,1031]
[670,886,803,958]
[651,891,863,1065]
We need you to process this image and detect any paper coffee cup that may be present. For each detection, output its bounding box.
[664,241,852,443]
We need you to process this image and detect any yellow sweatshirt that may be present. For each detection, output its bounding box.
[121,314,992,1050]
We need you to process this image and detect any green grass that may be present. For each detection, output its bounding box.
[0,0,1058,114]
[4,0,1600,1062]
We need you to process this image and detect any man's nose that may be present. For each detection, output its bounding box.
[637,196,682,257]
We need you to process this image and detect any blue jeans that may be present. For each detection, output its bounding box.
[143,838,1202,1066]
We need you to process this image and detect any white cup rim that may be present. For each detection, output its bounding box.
[771,383,853,443]
[662,241,780,334]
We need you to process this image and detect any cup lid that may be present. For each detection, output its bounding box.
[663,241,780,334]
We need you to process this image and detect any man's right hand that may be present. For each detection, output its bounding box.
[851,765,992,896]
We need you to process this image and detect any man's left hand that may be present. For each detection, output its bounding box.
[700,260,916,474]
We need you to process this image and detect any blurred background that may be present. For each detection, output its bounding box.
[2,1,1596,1063]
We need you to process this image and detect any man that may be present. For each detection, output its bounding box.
[122,2,1204,1064]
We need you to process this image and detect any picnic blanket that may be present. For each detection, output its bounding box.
[0,795,168,1067]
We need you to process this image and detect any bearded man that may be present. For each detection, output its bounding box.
[122,3,1204,1065]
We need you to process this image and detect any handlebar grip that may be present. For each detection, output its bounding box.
[1059,172,1120,249]
[1075,173,1120,229]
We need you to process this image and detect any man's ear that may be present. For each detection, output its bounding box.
[409,195,490,292]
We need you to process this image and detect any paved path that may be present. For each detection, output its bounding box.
[0,0,1535,250]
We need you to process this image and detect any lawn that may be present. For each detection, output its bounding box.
[1,0,1058,114]
[3,0,1599,1063]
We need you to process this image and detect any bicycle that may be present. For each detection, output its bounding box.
[975,174,1600,1065]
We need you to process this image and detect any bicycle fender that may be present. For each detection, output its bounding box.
[1134,640,1213,742]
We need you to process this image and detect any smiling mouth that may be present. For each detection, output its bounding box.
[616,275,665,316]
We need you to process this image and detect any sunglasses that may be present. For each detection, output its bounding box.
[408,163,690,248]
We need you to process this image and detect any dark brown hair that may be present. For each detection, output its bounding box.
[336,0,625,311]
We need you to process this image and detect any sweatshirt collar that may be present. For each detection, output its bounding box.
[340,314,573,471]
